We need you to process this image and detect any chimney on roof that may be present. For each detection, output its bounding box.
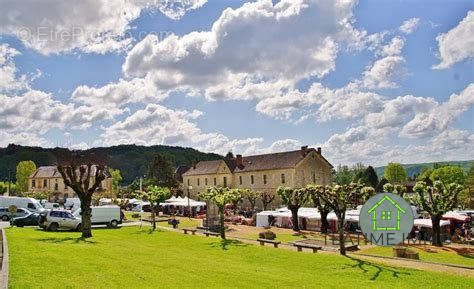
[236,154,243,167]
[301,145,308,157]
[317,147,321,154]
[192,162,197,169]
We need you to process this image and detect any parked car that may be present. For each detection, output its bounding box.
[39,210,82,231]
[43,202,60,210]
[0,207,31,221]
[72,206,123,228]
[0,196,45,213]
[13,211,40,227]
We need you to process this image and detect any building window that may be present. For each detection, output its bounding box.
[251,175,254,185]
[64,184,68,190]
[187,179,190,186]
[281,173,285,184]
[205,178,208,186]
[214,178,217,186]
[239,176,242,185]
[312,172,316,183]
[263,175,267,185]
[197,178,200,186]
[32,180,36,188]
[223,177,227,187]
[54,183,58,191]
[43,179,47,188]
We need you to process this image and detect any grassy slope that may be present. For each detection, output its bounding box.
[359,246,474,267]
[7,227,473,289]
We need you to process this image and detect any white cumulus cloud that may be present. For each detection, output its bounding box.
[433,11,474,69]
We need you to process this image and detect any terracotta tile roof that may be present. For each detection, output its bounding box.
[182,160,222,176]
[29,165,111,178]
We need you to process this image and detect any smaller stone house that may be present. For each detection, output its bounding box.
[28,166,112,203]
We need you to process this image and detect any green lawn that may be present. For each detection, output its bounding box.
[7,227,474,289]
[359,245,474,268]
[123,212,201,228]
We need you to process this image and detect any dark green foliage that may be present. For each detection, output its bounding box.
[356,166,379,188]
[0,144,221,184]
[146,154,178,188]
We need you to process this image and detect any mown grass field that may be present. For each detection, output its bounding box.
[7,227,474,289]
[359,245,474,267]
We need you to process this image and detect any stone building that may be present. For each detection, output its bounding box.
[28,166,112,203]
[182,146,333,209]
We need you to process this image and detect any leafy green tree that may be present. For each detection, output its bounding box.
[383,183,407,198]
[147,154,178,188]
[357,166,379,188]
[241,189,259,216]
[199,187,243,239]
[141,186,172,231]
[24,190,50,201]
[15,161,36,193]
[412,181,464,246]
[109,168,122,194]
[306,185,332,233]
[276,187,309,231]
[260,191,275,211]
[430,166,466,185]
[334,165,354,185]
[384,163,407,184]
[418,167,433,181]
[466,165,474,208]
[317,183,374,255]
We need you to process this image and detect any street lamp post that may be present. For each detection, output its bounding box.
[188,186,192,218]
[7,170,11,196]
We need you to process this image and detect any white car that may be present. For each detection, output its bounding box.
[43,202,60,210]
[40,210,82,231]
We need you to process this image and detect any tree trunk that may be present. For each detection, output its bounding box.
[337,214,345,255]
[431,216,442,246]
[80,196,93,238]
[290,206,299,231]
[219,208,225,239]
[262,200,268,211]
[151,204,156,231]
[320,210,329,234]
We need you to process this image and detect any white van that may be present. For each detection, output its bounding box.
[64,198,80,211]
[73,205,122,228]
[0,196,44,213]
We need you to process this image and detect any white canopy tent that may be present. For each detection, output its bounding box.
[160,197,206,207]
[256,207,362,228]
[414,219,450,228]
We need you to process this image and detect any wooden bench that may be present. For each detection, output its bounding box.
[293,243,322,253]
[203,231,220,237]
[183,228,197,235]
[257,238,281,248]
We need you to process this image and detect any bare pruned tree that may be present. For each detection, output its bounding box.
[55,150,109,238]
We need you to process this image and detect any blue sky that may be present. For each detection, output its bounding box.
[0,0,472,166]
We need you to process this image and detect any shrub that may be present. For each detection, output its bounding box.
[259,230,276,240]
